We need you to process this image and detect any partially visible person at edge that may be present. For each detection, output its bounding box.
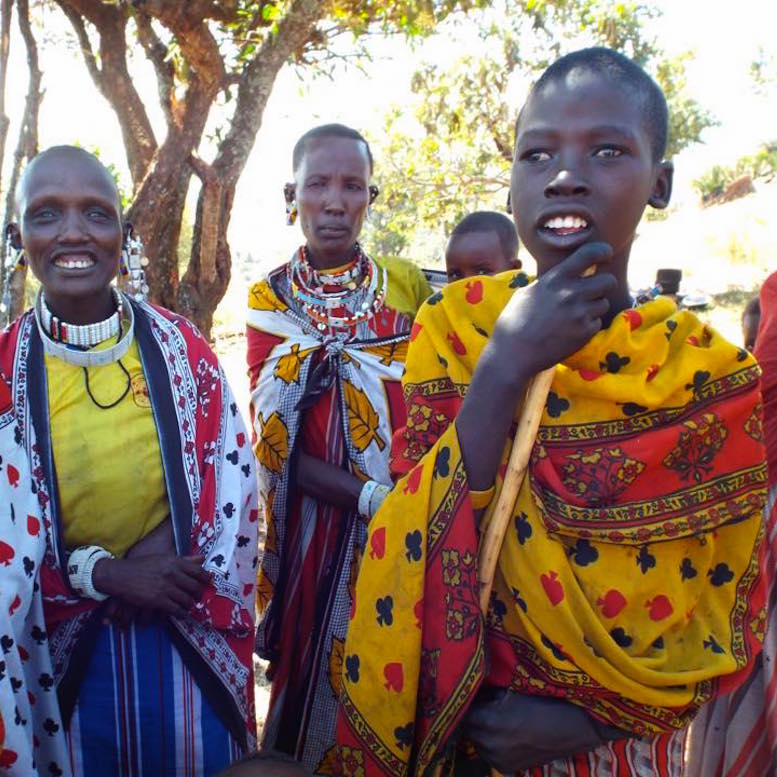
[742,295,761,353]
[335,48,767,776]
[246,123,431,772]
[684,276,777,777]
[0,372,69,775]
[0,145,259,775]
[445,210,521,282]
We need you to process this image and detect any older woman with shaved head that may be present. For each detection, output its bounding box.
[1,145,259,775]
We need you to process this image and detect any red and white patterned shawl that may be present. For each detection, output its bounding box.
[0,302,259,749]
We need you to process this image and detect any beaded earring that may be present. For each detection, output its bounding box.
[119,225,150,302]
[1,231,26,320]
[283,182,298,226]
[286,199,298,226]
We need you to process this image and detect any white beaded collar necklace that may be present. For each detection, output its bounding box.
[40,288,122,347]
[34,289,135,368]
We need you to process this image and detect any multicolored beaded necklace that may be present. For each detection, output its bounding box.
[288,244,387,332]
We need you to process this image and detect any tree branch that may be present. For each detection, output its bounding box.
[133,12,175,124]
[54,0,157,187]
[0,0,12,192]
[57,3,102,85]
[3,0,41,319]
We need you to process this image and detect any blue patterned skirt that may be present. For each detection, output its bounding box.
[65,622,242,777]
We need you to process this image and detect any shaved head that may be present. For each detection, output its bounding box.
[15,145,121,218]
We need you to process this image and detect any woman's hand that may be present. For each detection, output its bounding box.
[93,553,210,619]
[463,689,630,773]
[456,242,615,491]
[491,241,615,382]
[100,518,179,627]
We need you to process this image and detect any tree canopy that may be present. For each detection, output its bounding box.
[366,0,717,262]
[1,0,488,333]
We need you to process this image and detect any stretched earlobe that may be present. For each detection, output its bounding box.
[505,190,512,215]
[648,161,674,210]
[4,223,22,251]
[369,184,380,204]
[283,182,296,205]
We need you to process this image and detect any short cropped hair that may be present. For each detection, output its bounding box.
[517,47,669,162]
[292,123,374,174]
[450,211,519,262]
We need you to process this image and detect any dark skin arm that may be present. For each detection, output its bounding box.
[294,451,364,510]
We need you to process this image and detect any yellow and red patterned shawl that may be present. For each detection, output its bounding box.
[336,272,767,776]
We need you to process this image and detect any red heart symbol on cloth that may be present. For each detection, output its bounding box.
[369,527,386,560]
[623,309,642,331]
[8,594,21,616]
[647,595,674,621]
[236,432,246,448]
[465,279,484,305]
[0,749,18,767]
[27,515,40,537]
[540,571,564,606]
[403,465,423,495]
[6,464,19,487]
[446,331,467,356]
[597,589,627,618]
[384,662,404,692]
[414,599,423,629]
[0,541,15,566]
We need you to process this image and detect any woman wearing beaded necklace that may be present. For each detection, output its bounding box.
[1,145,259,775]
[247,124,431,771]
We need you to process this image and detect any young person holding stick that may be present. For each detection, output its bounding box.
[335,48,767,776]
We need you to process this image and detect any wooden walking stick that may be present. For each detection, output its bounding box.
[478,261,597,611]
[474,264,596,777]
[477,366,556,613]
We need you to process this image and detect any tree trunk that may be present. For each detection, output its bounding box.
[0,0,14,303]
[180,0,327,337]
[0,0,13,188]
[2,0,39,321]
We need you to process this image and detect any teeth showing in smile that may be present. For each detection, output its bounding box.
[54,255,95,269]
[542,215,589,231]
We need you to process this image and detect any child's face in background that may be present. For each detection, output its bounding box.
[510,69,671,278]
[445,231,517,282]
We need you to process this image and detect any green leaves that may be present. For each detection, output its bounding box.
[369,0,715,263]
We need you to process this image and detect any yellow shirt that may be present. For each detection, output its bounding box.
[377,256,433,316]
[46,333,169,556]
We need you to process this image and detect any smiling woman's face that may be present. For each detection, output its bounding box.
[16,149,123,324]
[294,136,372,270]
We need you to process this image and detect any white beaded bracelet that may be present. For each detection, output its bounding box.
[358,480,392,520]
[358,480,380,519]
[67,545,114,602]
[368,484,391,518]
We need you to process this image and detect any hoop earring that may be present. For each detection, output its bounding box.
[1,233,26,319]
[119,227,150,302]
[286,199,298,226]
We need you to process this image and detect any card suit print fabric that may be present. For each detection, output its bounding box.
[336,273,766,776]
[0,303,260,753]
[0,377,69,776]
[685,269,777,776]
